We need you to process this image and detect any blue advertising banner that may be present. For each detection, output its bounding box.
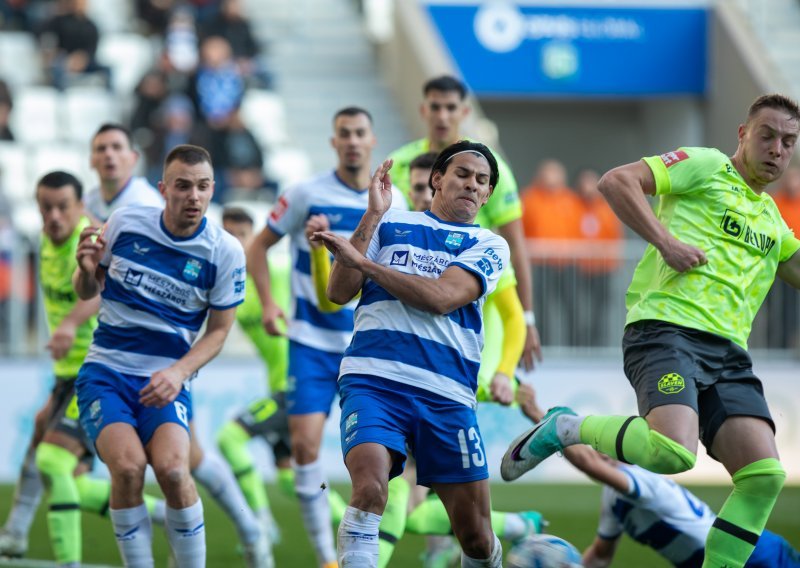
[425,2,708,97]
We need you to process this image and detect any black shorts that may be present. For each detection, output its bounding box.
[622,320,774,454]
[236,392,291,462]
[50,378,96,465]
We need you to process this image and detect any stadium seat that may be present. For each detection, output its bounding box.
[63,87,120,144]
[0,142,29,205]
[265,147,313,191]
[87,0,134,34]
[240,89,289,150]
[97,34,158,95]
[10,87,61,145]
[29,143,90,188]
[0,32,43,89]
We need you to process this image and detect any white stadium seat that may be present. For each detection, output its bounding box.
[0,142,30,205]
[265,147,313,191]
[29,143,89,187]
[0,32,43,89]
[10,87,61,145]
[63,87,119,144]
[97,34,158,95]
[240,89,289,150]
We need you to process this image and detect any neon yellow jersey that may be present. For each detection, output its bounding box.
[388,137,522,229]
[39,217,97,378]
[235,255,291,393]
[477,263,519,402]
[628,147,800,349]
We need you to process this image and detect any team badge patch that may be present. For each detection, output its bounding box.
[445,231,465,249]
[182,259,202,281]
[658,373,685,394]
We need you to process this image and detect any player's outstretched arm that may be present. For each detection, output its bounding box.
[47,296,100,360]
[247,226,286,336]
[139,306,237,408]
[562,445,630,494]
[777,250,800,288]
[599,160,706,272]
[73,226,106,299]
[582,535,619,568]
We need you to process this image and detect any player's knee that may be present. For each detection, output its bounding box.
[644,430,697,474]
[455,525,494,559]
[153,460,192,491]
[108,457,146,491]
[291,438,320,464]
[733,458,785,498]
[35,442,78,481]
[349,477,388,514]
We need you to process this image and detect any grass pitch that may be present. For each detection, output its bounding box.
[2,483,798,566]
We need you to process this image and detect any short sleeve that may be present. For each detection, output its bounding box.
[642,147,721,196]
[596,487,624,540]
[210,235,247,310]
[449,233,510,298]
[778,218,800,262]
[98,209,124,268]
[366,211,390,261]
[266,184,307,237]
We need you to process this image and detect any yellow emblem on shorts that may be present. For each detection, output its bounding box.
[658,373,685,394]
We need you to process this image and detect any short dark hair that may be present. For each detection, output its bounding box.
[93,123,134,148]
[429,140,499,195]
[423,75,467,100]
[222,206,254,226]
[36,170,83,200]
[747,94,800,123]
[409,151,438,173]
[164,144,213,170]
[333,106,373,125]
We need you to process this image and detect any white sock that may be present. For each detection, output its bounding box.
[500,513,527,541]
[4,446,43,537]
[166,499,205,568]
[110,503,154,568]
[192,452,260,544]
[337,506,381,567]
[294,460,336,563]
[461,533,502,568]
[556,414,584,447]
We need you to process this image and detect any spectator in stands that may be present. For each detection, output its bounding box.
[130,68,170,136]
[188,0,222,25]
[574,169,623,347]
[189,35,245,128]
[164,6,199,75]
[135,0,176,36]
[141,94,199,185]
[0,0,30,31]
[0,80,14,141]
[200,0,272,89]
[520,159,583,346]
[39,0,111,90]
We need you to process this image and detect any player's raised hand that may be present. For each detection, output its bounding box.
[305,214,330,250]
[490,372,515,405]
[139,367,184,408]
[262,301,286,337]
[76,226,105,274]
[311,231,365,270]
[47,320,76,360]
[659,236,707,272]
[367,158,393,216]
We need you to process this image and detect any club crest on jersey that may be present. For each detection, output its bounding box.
[445,231,465,249]
[183,259,203,281]
[390,250,409,266]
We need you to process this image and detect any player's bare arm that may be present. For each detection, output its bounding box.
[562,445,631,493]
[246,226,285,336]
[47,296,100,360]
[74,226,107,299]
[776,250,800,288]
[582,535,619,568]
[598,160,707,272]
[139,306,237,408]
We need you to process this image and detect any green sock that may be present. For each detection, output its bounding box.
[75,473,111,515]
[217,421,270,512]
[328,488,348,525]
[579,415,697,474]
[36,443,81,565]
[277,468,296,498]
[406,494,453,535]
[703,458,785,568]
[377,477,410,568]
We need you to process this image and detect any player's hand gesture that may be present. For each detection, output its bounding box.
[140,367,184,408]
[305,214,330,250]
[76,226,105,275]
[490,372,514,405]
[47,320,76,360]
[312,231,365,270]
[521,325,543,371]
[262,301,286,337]
[367,159,393,216]
[659,236,707,272]
[515,382,544,423]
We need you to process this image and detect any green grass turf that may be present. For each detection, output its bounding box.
[1,483,798,566]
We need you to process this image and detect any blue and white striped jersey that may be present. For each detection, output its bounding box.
[598,464,715,567]
[84,206,246,376]
[267,170,406,354]
[339,208,509,408]
[84,177,164,223]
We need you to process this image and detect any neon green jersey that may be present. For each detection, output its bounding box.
[388,137,522,229]
[628,147,800,349]
[477,263,519,401]
[39,217,97,377]
[235,254,291,393]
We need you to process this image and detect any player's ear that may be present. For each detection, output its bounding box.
[431,170,443,192]
[158,180,166,197]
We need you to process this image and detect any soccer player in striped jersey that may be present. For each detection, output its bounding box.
[246,107,406,568]
[314,140,510,568]
[74,145,245,567]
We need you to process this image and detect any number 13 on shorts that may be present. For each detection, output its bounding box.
[457,427,485,468]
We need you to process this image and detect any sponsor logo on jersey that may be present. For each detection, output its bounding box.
[234,280,245,294]
[445,231,465,249]
[270,195,289,222]
[720,209,776,256]
[183,259,203,281]
[124,268,143,286]
[476,257,494,276]
[232,266,246,280]
[659,150,689,167]
[483,247,504,270]
[345,412,358,432]
[390,250,409,266]
[658,373,685,394]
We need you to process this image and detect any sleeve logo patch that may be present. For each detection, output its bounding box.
[660,150,689,167]
[269,195,289,221]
